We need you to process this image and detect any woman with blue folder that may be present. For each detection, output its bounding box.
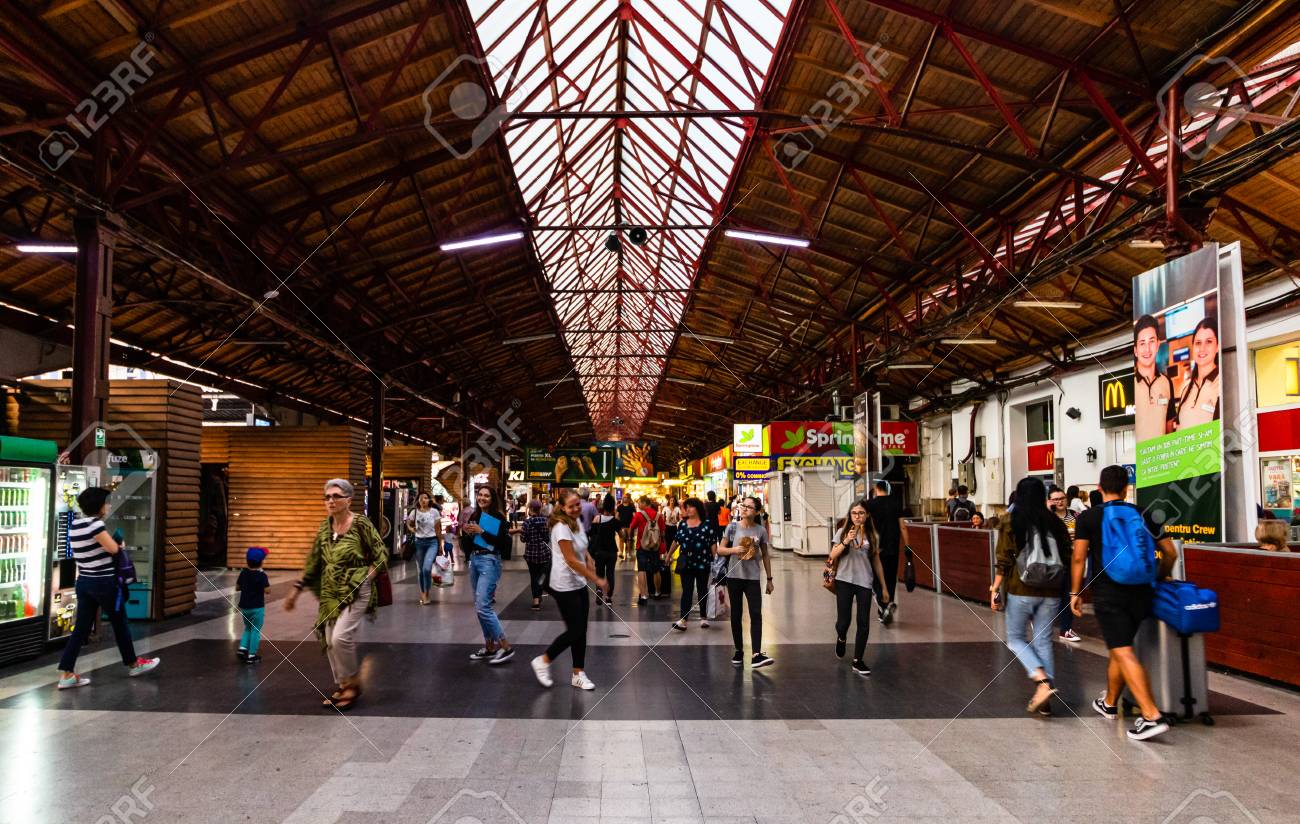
[461,485,515,665]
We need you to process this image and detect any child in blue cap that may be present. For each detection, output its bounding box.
[237,547,270,663]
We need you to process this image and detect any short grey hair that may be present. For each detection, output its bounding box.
[579,487,590,500]
[324,478,354,497]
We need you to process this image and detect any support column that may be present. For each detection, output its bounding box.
[69,212,115,462]
[368,377,384,523]
[460,425,468,505]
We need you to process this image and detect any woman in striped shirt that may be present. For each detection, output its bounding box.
[56,487,161,690]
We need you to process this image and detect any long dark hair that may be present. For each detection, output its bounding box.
[836,498,873,546]
[473,485,505,520]
[1184,316,1219,387]
[1010,476,1060,557]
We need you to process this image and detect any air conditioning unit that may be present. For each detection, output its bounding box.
[881,404,900,421]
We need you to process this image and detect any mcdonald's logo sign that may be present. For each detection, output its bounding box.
[1098,370,1136,426]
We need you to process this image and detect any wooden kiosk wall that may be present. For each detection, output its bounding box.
[14,380,201,618]
[222,425,366,571]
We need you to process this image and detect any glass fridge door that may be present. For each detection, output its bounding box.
[0,464,51,624]
[104,451,157,620]
[50,465,98,638]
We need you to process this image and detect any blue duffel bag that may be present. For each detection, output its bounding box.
[1153,580,1220,634]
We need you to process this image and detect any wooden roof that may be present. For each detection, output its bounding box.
[0,0,1297,460]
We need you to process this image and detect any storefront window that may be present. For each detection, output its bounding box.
[1261,457,1300,520]
[1026,400,1053,443]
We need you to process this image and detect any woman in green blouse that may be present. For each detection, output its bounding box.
[285,478,387,710]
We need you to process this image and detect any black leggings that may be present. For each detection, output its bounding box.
[726,578,762,652]
[545,587,590,669]
[679,569,710,620]
[592,553,617,597]
[835,581,872,661]
[526,560,551,599]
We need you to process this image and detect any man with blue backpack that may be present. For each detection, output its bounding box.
[1069,465,1178,741]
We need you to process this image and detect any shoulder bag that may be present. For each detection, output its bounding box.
[361,519,393,607]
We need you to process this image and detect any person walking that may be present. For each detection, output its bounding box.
[663,496,682,551]
[56,487,161,690]
[284,479,387,710]
[616,494,636,560]
[1070,465,1178,741]
[704,490,721,530]
[460,485,515,664]
[1048,485,1082,643]
[236,547,271,663]
[670,497,717,631]
[828,499,890,675]
[520,499,551,611]
[718,495,774,668]
[866,479,905,626]
[589,496,620,606]
[630,496,666,604]
[531,489,608,691]
[578,488,598,534]
[991,477,1071,715]
[405,492,443,605]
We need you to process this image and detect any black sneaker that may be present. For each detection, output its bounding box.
[244,654,262,664]
[488,647,515,665]
[751,653,774,669]
[731,650,743,667]
[851,659,870,676]
[834,637,846,659]
[637,596,648,607]
[236,649,247,661]
[882,602,897,626]
[1091,694,1119,720]
[469,647,491,661]
[1127,715,1169,741]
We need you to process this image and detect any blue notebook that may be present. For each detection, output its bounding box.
[474,512,502,551]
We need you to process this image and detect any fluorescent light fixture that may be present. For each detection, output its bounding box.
[502,333,556,345]
[536,377,575,386]
[561,420,590,427]
[647,420,676,427]
[439,230,525,252]
[1129,239,1164,249]
[686,333,734,344]
[723,229,810,248]
[886,363,933,370]
[1013,300,1083,309]
[667,377,707,386]
[642,432,667,439]
[657,403,687,411]
[228,340,290,346]
[554,402,586,410]
[15,244,77,253]
[939,338,999,345]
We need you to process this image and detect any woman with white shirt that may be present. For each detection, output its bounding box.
[827,499,890,676]
[405,492,442,605]
[531,488,608,691]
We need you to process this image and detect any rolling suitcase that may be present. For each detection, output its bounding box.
[1134,617,1213,725]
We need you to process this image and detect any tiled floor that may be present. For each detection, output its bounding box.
[1,551,1297,823]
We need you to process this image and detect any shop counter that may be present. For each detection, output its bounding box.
[902,522,937,590]
[1183,543,1300,687]
[934,525,996,602]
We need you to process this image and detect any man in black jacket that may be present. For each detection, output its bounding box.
[867,480,907,625]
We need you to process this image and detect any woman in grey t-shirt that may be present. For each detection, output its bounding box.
[828,499,890,676]
[718,496,775,668]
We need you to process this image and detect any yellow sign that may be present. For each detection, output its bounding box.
[1255,340,1300,409]
[734,457,771,471]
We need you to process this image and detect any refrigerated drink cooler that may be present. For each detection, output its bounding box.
[103,448,159,621]
[0,436,56,666]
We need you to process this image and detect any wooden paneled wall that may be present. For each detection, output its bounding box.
[933,525,995,601]
[224,426,366,571]
[367,444,433,487]
[14,380,202,618]
[201,427,230,463]
[903,523,937,590]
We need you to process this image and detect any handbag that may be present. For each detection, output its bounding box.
[400,535,416,562]
[903,546,917,593]
[362,522,393,607]
[822,558,838,593]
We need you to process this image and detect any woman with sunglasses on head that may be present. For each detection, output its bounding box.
[718,495,775,668]
[828,499,890,675]
[285,478,387,710]
[531,488,608,691]
[461,485,515,665]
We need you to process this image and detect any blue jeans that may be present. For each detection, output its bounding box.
[58,575,137,672]
[1005,594,1056,680]
[239,607,265,655]
[468,553,505,642]
[414,537,437,593]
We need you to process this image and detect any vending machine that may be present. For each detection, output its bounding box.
[49,464,101,641]
[102,448,159,621]
[0,436,57,666]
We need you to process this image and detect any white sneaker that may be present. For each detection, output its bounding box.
[56,675,90,690]
[571,671,596,691]
[530,655,553,688]
[700,619,710,629]
[127,657,160,677]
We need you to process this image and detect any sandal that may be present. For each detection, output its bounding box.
[332,685,361,711]
[322,687,344,708]
[1027,678,1057,714]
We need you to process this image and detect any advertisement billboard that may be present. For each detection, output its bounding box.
[769,421,853,456]
[732,423,764,455]
[1132,245,1224,541]
[879,421,919,456]
[1027,442,1055,473]
[775,454,855,479]
[733,456,774,481]
[524,447,615,485]
[596,441,658,477]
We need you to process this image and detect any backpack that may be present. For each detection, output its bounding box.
[641,512,662,552]
[1015,526,1064,588]
[1100,501,1157,585]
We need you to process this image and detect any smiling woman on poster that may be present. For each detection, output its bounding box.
[1133,315,1173,442]
[1174,317,1221,429]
